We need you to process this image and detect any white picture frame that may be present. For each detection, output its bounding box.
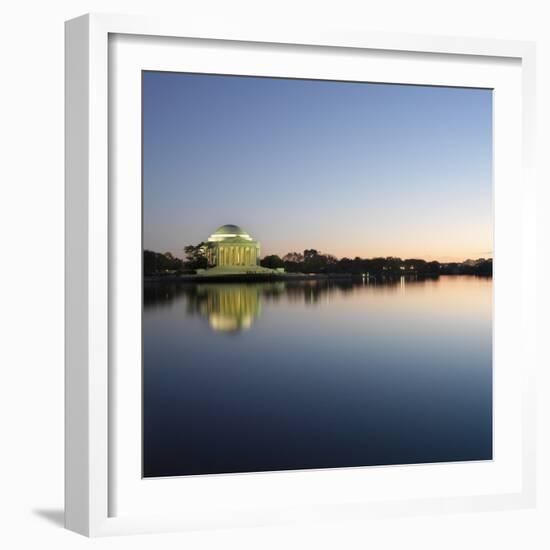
[65,13,537,537]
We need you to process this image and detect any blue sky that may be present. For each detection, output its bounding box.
[143,71,492,261]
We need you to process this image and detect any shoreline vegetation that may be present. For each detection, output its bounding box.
[144,248,492,283]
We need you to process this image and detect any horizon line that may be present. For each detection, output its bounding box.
[144,248,493,264]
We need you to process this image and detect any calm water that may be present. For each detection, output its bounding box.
[143,275,492,477]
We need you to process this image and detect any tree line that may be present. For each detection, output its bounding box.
[143,244,207,275]
[260,249,492,276]
[144,247,492,277]
[143,250,184,276]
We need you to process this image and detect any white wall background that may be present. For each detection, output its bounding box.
[0,1,548,548]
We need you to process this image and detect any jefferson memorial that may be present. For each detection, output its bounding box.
[205,224,260,268]
[199,224,283,276]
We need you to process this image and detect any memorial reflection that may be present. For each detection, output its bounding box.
[193,284,263,332]
[144,282,283,332]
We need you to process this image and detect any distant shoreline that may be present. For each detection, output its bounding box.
[145,272,350,284]
[144,272,492,285]
[144,249,493,281]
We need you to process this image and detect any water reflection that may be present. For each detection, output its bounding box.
[143,275,493,477]
[143,275,457,333]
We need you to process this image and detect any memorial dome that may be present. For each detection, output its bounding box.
[208,224,252,242]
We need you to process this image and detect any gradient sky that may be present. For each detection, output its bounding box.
[143,71,492,262]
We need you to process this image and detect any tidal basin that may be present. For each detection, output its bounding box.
[143,275,492,477]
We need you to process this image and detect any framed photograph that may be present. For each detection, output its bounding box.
[65,13,537,536]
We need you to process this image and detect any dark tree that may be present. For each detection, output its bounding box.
[143,250,184,276]
[283,252,304,263]
[260,255,284,269]
[183,242,208,270]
